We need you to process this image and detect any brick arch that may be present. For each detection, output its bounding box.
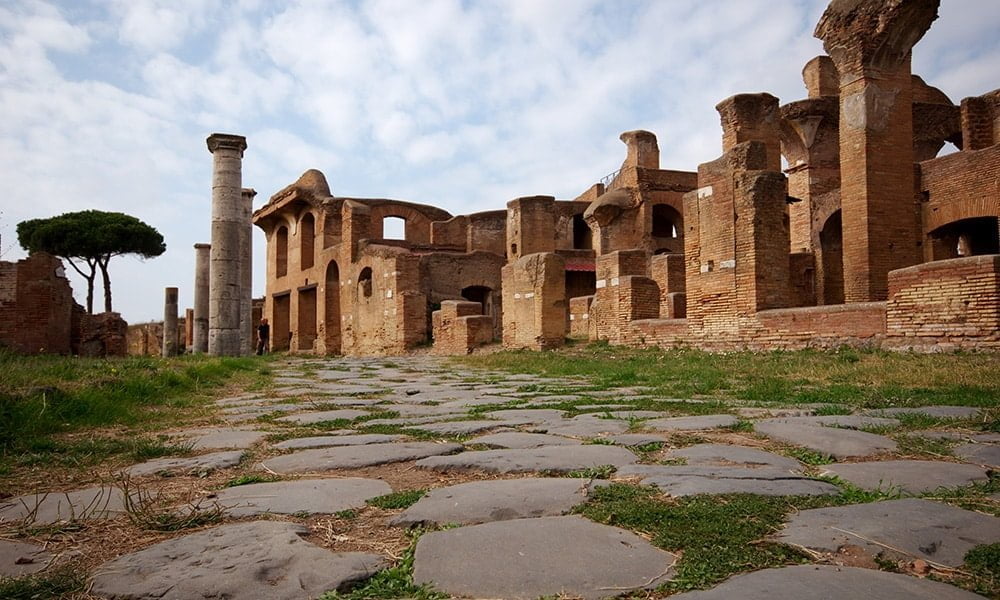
[923,196,1000,234]
[368,203,449,244]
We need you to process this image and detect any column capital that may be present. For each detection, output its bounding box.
[815,0,938,78]
[241,188,258,199]
[194,242,211,249]
[206,133,247,154]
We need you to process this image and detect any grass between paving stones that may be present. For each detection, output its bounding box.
[960,543,1000,597]
[321,528,447,600]
[0,566,86,600]
[223,473,282,487]
[574,483,828,592]
[366,489,427,509]
[0,349,272,467]
[459,344,1000,408]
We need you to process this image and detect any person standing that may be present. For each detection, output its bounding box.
[256,318,270,355]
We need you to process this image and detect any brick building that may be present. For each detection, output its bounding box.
[254,0,999,355]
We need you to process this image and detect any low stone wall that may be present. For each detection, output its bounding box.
[432,300,493,355]
[73,309,127,357]
[885,255,1000,351]
[126,319,187,356]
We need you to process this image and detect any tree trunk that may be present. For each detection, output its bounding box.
[64,257,97,314]
[99,256,112,313]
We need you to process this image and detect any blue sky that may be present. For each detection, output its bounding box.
[1,0,997,323]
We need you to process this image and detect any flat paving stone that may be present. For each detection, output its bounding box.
[868,406,981,419]
[736,407,817,418]
[541,415,631,438]
[275,409,369,425]
[602,410,670,419]
[644,415,738,431]
[468,432,583,449]
[0,540,51,576]
[0,486,134,524]
[273,434,404,450]
[955,443,1000,467]
[391,478,604,527]
[404,419,530,435]
[172,427,267,450]
[413,515,676,600]
[126,450,245,477]
[757,415,899,429]
[670,565,987,599]
[822,460,989,493]
[773,498,1000,567]
[415,445,638,474]
[210,478,391,517]
[91,521,386,600]
[754,422,897,459]
[484,408,566,423]
[607,433,669,446]
[616,465,838,497]
[262,442,463,474]
[668,444,803,472]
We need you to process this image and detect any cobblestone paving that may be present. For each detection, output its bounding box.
[2,356,997,599]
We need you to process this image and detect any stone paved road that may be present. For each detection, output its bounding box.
[3,356,996,599]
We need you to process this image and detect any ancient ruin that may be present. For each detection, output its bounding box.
[247,0,998,356]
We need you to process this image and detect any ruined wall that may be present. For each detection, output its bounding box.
[0,253,74,355]
[126,319,187,356]
[886,255,1000,351]
[341,250,426,356]
[507,196,556,260]
[568,295,593,338]
[501,252,566,350]
[73,309,128,357]
[432,300,493,355]
[590,250,653,343]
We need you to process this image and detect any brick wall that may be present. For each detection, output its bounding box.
[886,255,1000,351]
[126,319,186,356]
[73,309,127,357]
[919,143,1000,245]
[432,300,493,355]
[501,252,566,350]
[0,253,74,354]
[568,295,593,338]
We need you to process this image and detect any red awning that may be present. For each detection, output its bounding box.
[564,260,596,272]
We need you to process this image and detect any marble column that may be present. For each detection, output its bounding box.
[162,287,179,357]
[206,133,248,356]
[240,188,257,355]
[193,243,211,353]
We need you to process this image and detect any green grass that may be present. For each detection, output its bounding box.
[0,349,271,460]
[565,465,616,479]
[223,473,281,488]
[0,566,86,599]
[780,447,835,465]
[366,489,427,509]
[459,345,1000,407]
[963,543,1000,594]
[321,530,446,600]
[574,484,824,592]
[8,435,193,469]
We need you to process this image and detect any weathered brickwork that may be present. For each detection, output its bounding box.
[886,256,1000,350]
[432,300,493,355]
[0,253,74,354]
[126,318,187,357]
[250,0,998,357]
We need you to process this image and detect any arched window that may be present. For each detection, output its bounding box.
[358,267,373,298]
[275,226,288,278]
[572,214,592,250]
[300,213,315,270]
[382,216,406,240]
[652,205,681,238]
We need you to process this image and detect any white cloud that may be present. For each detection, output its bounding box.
[0,0,994,321]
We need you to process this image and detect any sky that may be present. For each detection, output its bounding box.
[1,0,997,323]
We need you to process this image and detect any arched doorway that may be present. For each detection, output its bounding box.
[324,261,341,354]
[928,217,1000,259]
[819,210,844,305]
[275,226,289,278]
[572,214,592,250]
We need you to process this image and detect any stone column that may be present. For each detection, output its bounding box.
[815,0,938,302]
[192,243,211,353]
[206,133,248,356]
[162,287,179,357]
[240,188,257,355]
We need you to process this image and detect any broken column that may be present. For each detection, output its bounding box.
[162,287,178,357]
[815,0,938,301]
[240,188,256,356]
[192,243,210,353]
[206,133,248,356]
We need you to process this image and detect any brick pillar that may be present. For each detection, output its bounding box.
[162,287,179,357]
[206,132,248,356]
[620,130,659,169]
[716,93,782,172]
[815,0,938,302]
[506,196,555,261]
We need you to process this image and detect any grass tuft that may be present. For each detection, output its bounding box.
[0,566,86,600]
[366,489,427,510]
[321,530,446,600]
